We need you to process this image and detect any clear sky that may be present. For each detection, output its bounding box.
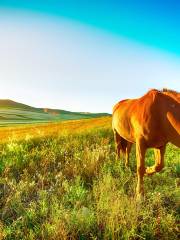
[0,1,180,113]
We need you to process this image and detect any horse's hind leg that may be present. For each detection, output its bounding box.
[146,145,166,175]
[125,142,133,167]
[113,130,121,159]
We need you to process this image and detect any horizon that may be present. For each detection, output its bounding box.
[0,85,179,114]
[0,1,180,113]
[0,98,110,114]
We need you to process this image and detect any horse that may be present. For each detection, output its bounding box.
[113,89,180,167]
[112,89,180,198]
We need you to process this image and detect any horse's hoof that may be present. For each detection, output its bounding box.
[136,189,145,204]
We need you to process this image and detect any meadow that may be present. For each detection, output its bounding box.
[0,117,179,240]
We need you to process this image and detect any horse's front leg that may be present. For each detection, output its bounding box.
[146,145,166,175]
[136,139,146,198]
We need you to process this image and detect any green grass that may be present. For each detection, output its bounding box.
[0,127,179,239]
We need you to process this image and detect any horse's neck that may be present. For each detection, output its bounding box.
[163,93,180,147]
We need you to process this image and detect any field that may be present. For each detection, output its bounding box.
[0,117,179,240]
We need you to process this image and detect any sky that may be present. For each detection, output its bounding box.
[0,1,180,113]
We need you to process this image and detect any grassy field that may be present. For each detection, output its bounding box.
[0,117,179,239]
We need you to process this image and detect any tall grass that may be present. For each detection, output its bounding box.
[0,120,179,239]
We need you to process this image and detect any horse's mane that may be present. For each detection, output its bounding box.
[147,88,179,94]
[161,88,180,94]
[146,88,180,98]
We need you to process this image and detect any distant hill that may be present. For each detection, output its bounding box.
[0,99,110,126]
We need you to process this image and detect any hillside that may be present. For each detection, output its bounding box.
[0,99,110,126]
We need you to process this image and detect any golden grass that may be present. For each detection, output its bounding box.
[0,117,112,143]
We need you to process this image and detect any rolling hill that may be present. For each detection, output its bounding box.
[0,99,110,126]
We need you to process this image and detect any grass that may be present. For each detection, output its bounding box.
[0,117,179,239]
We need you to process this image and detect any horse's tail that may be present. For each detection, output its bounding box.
[120,137,128,154]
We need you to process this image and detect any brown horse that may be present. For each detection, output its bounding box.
[113,89,180,167]
[112,89,180,197]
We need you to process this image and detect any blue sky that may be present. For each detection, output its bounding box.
[0,1,180,112]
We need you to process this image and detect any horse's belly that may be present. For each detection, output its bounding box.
[142,130,167,148]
